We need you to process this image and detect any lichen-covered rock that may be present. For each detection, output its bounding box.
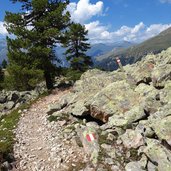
[136,120,154,138]
[134,83,158,98]
[76,125,100,165]
[147,161,158,171]
[148,103,171,123]
[159,80,171,104]
[45,47,171,169]
[73,69,126,93]
[125,59,155,85]
[152,115,171,145]
[86,80,145,124]
[152,64,171,88]
[106,106,146,128]
[0,93,7,104]
[120,129,144,149]
[143,138,171,171]
[125,161,146,171]
[7,91,20,102]
[4,101,15,110]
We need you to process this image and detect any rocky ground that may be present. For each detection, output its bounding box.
[0,82,47,117]
[47,47,171,171]
[3,47,171,171]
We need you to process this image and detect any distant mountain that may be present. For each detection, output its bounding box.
[0,38,133,67]
[96,27,171,70]
[87,41,134,64]
[0,38,7,64]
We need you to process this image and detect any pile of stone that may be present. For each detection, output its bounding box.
[47,47,171,171]
[0,82,47,117]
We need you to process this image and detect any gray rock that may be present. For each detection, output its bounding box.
[4,101,15,110]
[152,115,171,145]
[2,161,12,170]
[152,64,171,88]
[86,122,100,130]
[159,80,171,104]
[143,138,171,171]
[87,80,145,124]
[136,121,154,138]
[0,94,7,103]
[120,129,144,149]
[76,126,100,165]
[125,161,146,171]
[147,161,158,171]
[8,91,20,102]
[107,106,146,128]
[111,165,120,171]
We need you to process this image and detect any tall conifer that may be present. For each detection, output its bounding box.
[5,0,70,90]
[63,23,92,71]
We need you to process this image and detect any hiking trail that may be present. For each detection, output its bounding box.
[12,89,87,171]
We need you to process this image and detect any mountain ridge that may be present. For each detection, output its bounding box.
[95,27,171,70]
[0,39,133,66]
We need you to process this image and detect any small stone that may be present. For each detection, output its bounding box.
[116,139,122,145]
[105,158,114,165]
[111,165,120,171]
[2,161,12,170]
[57,120,67,126]
[72,163,76,167]
[18,109,22,114]
[107,133,116,141]
[38,147,43,150]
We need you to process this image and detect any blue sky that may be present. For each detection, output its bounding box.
[0,0,171,43]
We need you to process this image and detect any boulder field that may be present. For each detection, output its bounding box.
[47,47,171,171]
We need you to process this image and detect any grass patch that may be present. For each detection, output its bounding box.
[47,115,58,122]
[0,91,49,163]
[61,68,83,82]
[47,113,70,122]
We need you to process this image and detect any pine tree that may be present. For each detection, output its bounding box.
[0,66,4,90]
[63,23,92,71]
[5,0,70,90]
[1,59,7,69]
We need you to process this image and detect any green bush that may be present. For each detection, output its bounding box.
[4,65,44,91]
[61,68,83,82]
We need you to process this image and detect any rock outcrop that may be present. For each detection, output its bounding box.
[47,47,171,170]
[0,82,47,118]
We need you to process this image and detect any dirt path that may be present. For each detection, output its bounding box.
[13,89,87,171]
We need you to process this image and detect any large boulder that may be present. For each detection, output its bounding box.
[152,115,171,145]
[125,161,146,171]
[48,69,126,118]
[124,56,155,85]
[86,80,146,124]
[73,69,125,93]
[0,92,7,104]
[106,106,146,128]
[4,101,15,110]
[7,91,20,102]
[152,64,171,88]
[76,125,100,165]
[159,80,171,104]
[143,138,171,171]
[120,129,144,149]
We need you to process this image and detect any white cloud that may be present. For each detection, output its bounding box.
[160,0,171,3]
[85,21,171,43]
[0,21,8,36]
[67,0,103,24]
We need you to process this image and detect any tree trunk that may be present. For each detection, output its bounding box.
[44,71,53,89]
